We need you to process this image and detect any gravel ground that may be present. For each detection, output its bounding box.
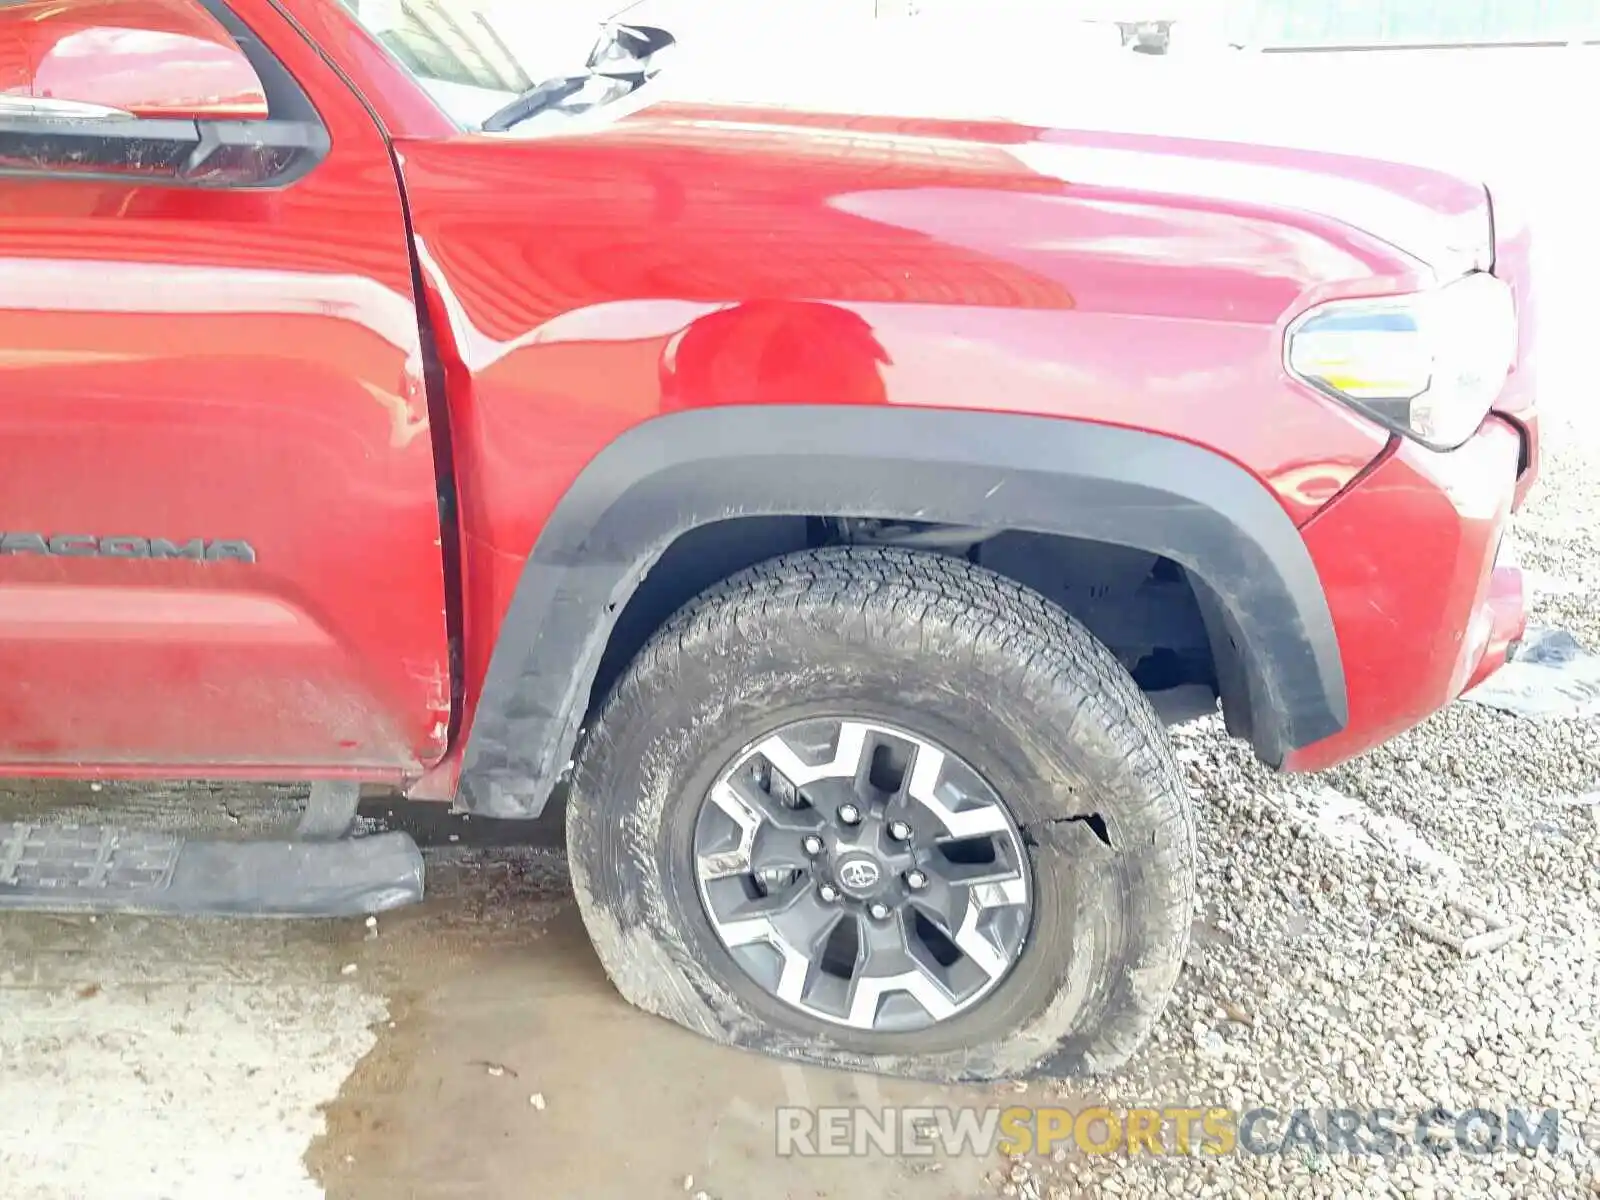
[1003,388,1600,1200]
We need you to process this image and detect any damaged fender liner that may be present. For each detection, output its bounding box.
[458,407,1346,818]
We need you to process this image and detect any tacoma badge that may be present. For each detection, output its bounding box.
[0,534,256,562]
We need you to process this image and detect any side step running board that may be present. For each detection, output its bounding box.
[0,781,424,917]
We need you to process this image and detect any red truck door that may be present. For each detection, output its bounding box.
[0,0,451,774]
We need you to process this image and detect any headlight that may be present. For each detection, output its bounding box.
[1286,272,1516,451]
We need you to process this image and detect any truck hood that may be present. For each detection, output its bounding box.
[617,12,1496,276]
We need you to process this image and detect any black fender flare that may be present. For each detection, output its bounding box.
[456,406,1346,817]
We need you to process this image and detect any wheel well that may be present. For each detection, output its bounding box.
[588,517,1225,729]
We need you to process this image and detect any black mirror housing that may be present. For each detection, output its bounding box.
[0,113,328,188]
[586,23,677,73]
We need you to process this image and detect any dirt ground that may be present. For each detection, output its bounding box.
[0,797,1013,1199]
[306,835,1004,1200]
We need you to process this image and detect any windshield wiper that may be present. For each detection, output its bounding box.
[481,23,675,133]
[482,75,591,133]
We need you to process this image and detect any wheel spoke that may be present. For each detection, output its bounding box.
[855,908,915,978]
[699,772,825,883]
[715,910,812,1005]
[768,886,845,955]
[748,830,815,875]
[696,850,751,881]
[755,721,871,789]
[951,896,1012,981]
[905,869,960,928]
[908,867,1027,986]
[697,779,761,880]
[846,961,957,1028]
[934,852,1030,894]
[906,747,1012,838]
[967,875,1029,910]
[694,717,1034,1035]
[717,874,814,925]
[710,886,847,1010]
[712,772,824,835]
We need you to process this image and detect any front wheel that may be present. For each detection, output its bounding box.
[567,547,1195,1080]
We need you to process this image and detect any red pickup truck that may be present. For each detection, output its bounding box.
[0,0,1537,1081]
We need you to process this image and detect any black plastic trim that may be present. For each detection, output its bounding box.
[0,115,327,188]
[457,407,1347,819]
[0,824,422,917]
[199,0,323,124]
[0,116,202,183]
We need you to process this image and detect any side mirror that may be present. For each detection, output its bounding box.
[0,0,326,187]
[0,0,268,120]
[585,23,677,76]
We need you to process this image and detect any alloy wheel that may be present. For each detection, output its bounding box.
[692,718,1033,1033]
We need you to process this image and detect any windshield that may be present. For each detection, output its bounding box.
[341,0,630,127]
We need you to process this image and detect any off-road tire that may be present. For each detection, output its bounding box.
[566,546,1195,1080]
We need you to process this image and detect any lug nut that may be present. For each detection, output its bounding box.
[888,820,912,841]
[818,883,840,902]
[868,902,891,920]
[802,835,823,856]
[905,869,928,891]
[837,803,861,826]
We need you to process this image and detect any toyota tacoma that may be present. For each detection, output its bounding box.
[0,0,1537,1080]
